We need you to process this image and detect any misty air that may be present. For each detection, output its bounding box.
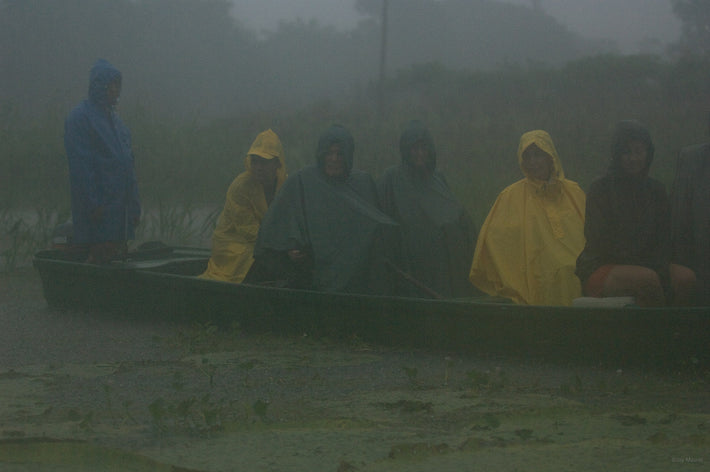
[1,0,709,470]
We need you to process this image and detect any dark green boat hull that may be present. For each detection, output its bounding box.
[33,248,710,368]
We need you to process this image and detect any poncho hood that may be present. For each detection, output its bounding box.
[517,129,565,182]
[316,124,354,177]
[88,59,121,109]
[399,120,437,173]
[244,128,287,186]
[608,120,654,177]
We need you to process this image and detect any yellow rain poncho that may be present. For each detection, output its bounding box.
[201,129,287,283]
[469,130,586,305]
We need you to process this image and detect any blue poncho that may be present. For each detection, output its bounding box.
[64,59,140,244]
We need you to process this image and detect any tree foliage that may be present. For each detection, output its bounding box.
[671,0,710,58]
[355,0,615,71]
[1,0,614,120]
[0,0,252,118]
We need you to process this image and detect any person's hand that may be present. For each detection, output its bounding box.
[87,242,110,264]
[90,206,105,223]
[288,249,307,263]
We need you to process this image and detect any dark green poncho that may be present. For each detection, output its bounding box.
[377,121,477,298]
[251,125,397,294]
[671,142,710,305]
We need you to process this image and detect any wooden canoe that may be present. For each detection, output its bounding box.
[32,246,710,368]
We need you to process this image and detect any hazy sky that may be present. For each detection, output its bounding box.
[230,0,681,54]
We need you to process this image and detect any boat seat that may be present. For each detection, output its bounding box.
[572,296,636,308]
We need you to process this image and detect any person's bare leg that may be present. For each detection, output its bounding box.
[603,265,665,307]
[670,263,696,306]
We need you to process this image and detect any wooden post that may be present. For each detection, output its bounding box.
[377,0,389,116]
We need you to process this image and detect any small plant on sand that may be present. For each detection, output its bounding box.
[200,394,224,432]
[443,356,454,386]
[171,371,185,391]
[77,411,95,432]
[239,360,257,387]
[148,394,226,435]
[175,396,197,426]
[167,321,241,355]
[252,399,270,422]
[199,357,217,388]
[473,413,501,430]
[148,397,168,434]
[560,374,584,395]
[465,368,506,393]
[103,383,118,427]
[99,385,139,427]
[402,366,419,388]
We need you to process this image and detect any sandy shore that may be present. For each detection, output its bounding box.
[0,268,708,471]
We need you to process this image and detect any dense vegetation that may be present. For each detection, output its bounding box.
[3,55,709,219]
[1,0,613,118]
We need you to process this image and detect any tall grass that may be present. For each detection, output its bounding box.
[0,209,66,271]
[2,55,709,269]
[138,202,220,247]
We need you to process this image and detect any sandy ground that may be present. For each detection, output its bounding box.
[0,268,708,471]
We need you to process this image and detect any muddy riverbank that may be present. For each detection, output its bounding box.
[0,268,707,471]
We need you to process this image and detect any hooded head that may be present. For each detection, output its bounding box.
[609,120,654,178]
[316,124,354,179]
[88,59,122,109]
[517,130,564,182]
[399,120,437,175]
[244,129,287,186]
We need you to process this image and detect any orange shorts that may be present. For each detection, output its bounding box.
[583,264,615,298]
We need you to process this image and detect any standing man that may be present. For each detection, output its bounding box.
[671,113,710,305]
[64,59,141,263]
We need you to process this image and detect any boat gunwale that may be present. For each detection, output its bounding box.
[32,248,710,318]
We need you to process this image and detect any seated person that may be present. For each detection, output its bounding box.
[671,112,710,305]
[201,129,286,283]
[576,120,696,306]
[246,124,397,294]
[470,130,586,305]
[378,120,477,298]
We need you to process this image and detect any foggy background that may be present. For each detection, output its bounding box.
[0,0,694,120]
[233,0,681,54]
[1,0,708,257]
